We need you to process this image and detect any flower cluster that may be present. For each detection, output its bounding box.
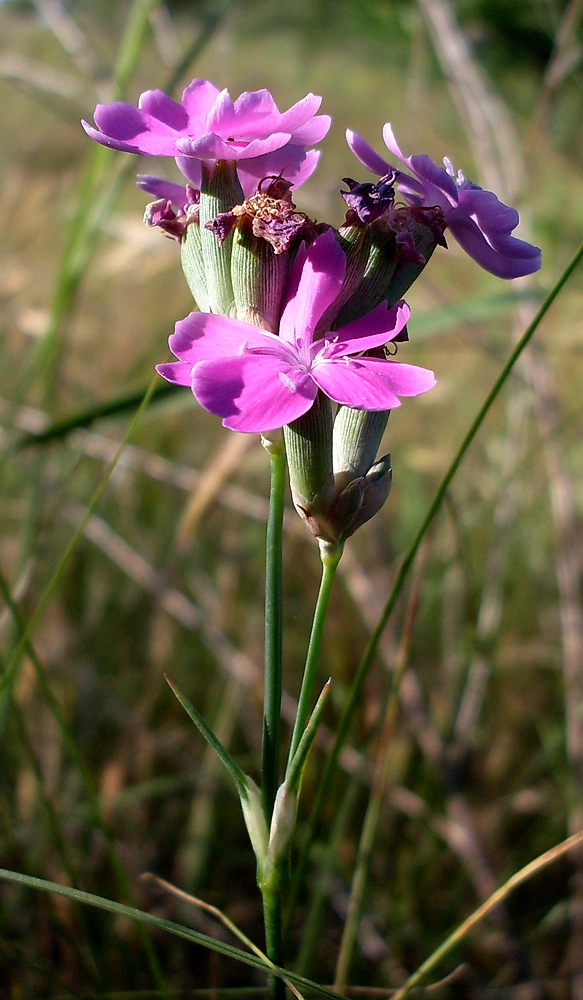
[83,78,541,544]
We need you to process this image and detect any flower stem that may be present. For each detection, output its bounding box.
[261,436,287,822]
[261,884,285,1000]
[286,543,342,774]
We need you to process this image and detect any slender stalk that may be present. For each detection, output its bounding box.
[285,240,583,937]
[286,545,342,773]
[262,885,285,1000]
[260,436,286,1000]
[261,437,287,823]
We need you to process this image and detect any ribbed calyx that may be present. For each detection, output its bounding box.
[231,216,290,332]
[333,219,399,327]
[283,394,394,547]
[180,220,210,312]
[198,159,243,314]
[321,216,438,542]
[283,392,336,540]
[314,224,370,336]
[333,408,390,493]
[385,221,438,306]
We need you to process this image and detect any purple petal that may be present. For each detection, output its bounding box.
[229,89,281,134]
[156,361,194,385]
[457,186,519,245]
[312,357,436,409]
[138,89,188,130]
[382,124,457,202]
[175,132,291,161]
[380,124,428,199]
[203,88,235,134]
[288,115,331,145]
[381,122,408,164]
[236,146,320,198]
[137,175,191,206]
[81,119,143,154]
[346,129,392,176]
[279,231,346,346]
[169,312,281,366]
[277,93,322,132]
[324,301,411,359]
[446,211,541,278]
[180,78,222,134]
[175,155,202,189]
[192,355,317,432]
[407,153,458,206]
[90,103,181,155]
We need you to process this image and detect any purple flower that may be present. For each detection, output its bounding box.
[157,231,435,433]
[82,78,330,197]
[346,124,541,279]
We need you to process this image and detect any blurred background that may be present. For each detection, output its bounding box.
[1,0,583,995]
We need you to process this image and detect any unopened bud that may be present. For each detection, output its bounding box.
[283,392,336,542]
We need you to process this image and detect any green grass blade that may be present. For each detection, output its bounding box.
[287,239,583,934]
[15,383,180,449]
[165,676,250,801]
[1,375,160,697]
[0,869,348,1000]
[285,679,331,798]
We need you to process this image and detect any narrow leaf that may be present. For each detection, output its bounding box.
[0,868,347,999]
[286,679,331,796]
[165,676,249,800]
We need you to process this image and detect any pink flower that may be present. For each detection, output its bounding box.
[82,78,330,196]
[346,124,541,279]
[156,231,435,433]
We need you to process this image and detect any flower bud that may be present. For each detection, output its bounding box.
[283,392,337,542]
[333,218,400,326]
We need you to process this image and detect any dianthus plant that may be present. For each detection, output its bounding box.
[84,78,541,997]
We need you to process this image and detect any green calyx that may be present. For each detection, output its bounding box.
[198,159,243,314]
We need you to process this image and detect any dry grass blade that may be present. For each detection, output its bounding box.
[176,432,256,547]
[392,830,583,999]
[142,873,307,1000]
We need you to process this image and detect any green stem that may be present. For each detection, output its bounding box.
[284,241,583,939]
[286,546,342,773]
[262,885,285,1000]
[262,438,287,822]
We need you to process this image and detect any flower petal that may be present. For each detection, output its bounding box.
[175,132,291,161]
[175,155,202,189]
[180,78,222,134]
[277,93,323,133]
[192,355,317,432]
[323,301,411,359]
[137,175,191,206]
[346,129,392,176]
[228,89,281,134]
[289,115,331,145]
[169,312,284,366]
[446,210,541,278]
[156,361,194,385]
[138,90,188,130]
[88,103,181,154]
[457,185,519,241]
[236,147,320,198]
[279,230,346,346]
[312,357,436,409]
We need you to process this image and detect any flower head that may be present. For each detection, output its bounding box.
[157,230,435,433]
[346,124,541,279]
[82,79,330,197]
